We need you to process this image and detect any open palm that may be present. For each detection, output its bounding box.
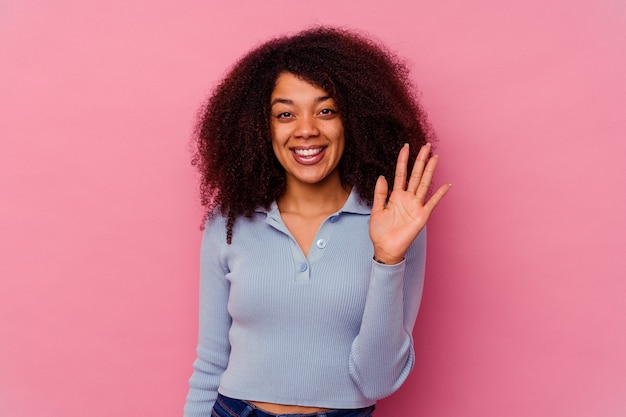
[369,143,451,265]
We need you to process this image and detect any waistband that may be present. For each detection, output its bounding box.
[215,393,375,417]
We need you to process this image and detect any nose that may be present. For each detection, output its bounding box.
[293,115,320,139]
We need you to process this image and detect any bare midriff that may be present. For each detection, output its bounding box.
[249,401,331,414]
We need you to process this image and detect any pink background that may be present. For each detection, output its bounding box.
[1,1,625,416]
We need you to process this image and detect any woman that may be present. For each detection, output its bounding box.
[184,27,450,417]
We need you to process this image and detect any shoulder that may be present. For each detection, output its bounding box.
[203,208,270,246]
[203,210,228,236]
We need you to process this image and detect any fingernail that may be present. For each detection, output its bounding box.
[404,143,409,148]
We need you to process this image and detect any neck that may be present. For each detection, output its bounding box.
[278,176,351,217]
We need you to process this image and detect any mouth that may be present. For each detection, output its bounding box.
[291,146,327,164]
[293,147,325,157]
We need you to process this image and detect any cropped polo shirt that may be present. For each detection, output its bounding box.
[184,189,426,417]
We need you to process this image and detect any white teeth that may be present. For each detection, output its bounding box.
[294,148,323,157]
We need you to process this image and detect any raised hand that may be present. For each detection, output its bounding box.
[369,143,451,264]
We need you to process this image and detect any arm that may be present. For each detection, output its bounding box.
[184,218,231,417]
[349,143,449,399]
[349,228,426,399]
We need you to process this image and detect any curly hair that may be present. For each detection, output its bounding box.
[192,26,434,242]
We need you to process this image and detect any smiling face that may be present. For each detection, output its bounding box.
[270,72,345,191]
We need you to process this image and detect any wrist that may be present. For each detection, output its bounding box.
[373,255,404,265]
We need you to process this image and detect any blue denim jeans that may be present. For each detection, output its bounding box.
[212,394,375,417]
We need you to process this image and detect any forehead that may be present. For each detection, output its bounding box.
[271,72,330,99]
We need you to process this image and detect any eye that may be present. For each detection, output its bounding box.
[318,108,338,118]
[275,111,294,120]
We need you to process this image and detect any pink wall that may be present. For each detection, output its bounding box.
[1,1,625,416]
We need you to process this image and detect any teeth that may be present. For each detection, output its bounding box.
[294,148,323,157]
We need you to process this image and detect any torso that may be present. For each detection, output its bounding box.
[249,187,348,412]
[250,209,340,414]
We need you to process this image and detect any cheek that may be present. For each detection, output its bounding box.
[270,139,281,159]
[270,122,288,144]
[335,128,346,155]
[270,136,288,167]
[269,125,281,150]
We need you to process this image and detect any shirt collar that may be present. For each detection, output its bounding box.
[256,187,371,217]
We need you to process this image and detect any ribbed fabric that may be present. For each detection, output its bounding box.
[184,189,427,417]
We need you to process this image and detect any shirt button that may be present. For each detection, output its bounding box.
[329,216,338,223]
[316,239,326,249]
[299,263,308,272]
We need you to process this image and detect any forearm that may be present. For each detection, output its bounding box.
[349,229,426,399]
[348,259,414,399]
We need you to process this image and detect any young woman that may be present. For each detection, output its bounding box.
[184,27,450,417]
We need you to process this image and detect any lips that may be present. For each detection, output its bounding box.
[291,146,327,165]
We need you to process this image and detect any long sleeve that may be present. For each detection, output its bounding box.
[348,227,427,399]
[184,219,231,417]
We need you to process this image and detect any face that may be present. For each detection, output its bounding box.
[270,72,345,189]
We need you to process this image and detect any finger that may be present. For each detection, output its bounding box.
[407,143,432,194]
[415,153,438,203]
[371,175,389,214]
[392,144,409,191]
[424,183,452,213]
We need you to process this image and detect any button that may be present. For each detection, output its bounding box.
[299,263,308,272]
[329,215,338,223]
[316,239,326,249]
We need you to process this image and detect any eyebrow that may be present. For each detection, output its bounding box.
[270,96,333,107]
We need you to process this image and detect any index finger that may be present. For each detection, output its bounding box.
[393,143,410,191]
